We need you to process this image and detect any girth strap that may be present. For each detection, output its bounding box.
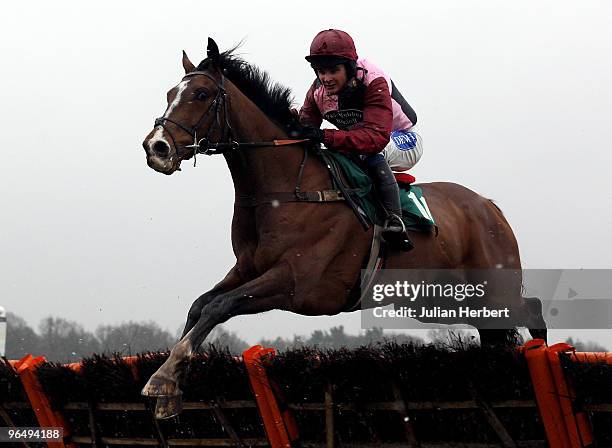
[236,189,356,207]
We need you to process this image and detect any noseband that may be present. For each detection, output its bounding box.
[153,70,306,166]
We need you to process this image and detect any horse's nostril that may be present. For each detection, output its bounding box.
[152,141,170,158]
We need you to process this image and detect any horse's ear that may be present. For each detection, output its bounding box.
[182,50,196,74]
[207,38,220,65]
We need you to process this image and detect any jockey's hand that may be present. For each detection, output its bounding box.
[298,126,325,143]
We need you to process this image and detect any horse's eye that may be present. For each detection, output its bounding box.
[196,91,208,101]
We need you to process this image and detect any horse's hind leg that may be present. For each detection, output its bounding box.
[478,329,522,347]
[524,296,547,342]
[477,297,547,345]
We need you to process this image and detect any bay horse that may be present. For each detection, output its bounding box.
[141,39,546,418]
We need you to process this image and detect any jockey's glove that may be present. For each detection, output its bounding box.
[298,126,325,144]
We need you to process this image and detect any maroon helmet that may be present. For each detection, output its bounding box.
[305,29,358,63]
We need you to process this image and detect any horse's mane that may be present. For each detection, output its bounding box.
[197,49,300,132]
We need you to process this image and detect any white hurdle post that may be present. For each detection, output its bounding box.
[0,306,6,357]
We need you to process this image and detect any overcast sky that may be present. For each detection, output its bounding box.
[1,1,611,347]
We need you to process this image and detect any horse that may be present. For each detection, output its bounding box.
[140,38,546,418]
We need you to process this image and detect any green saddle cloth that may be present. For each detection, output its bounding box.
[323,149,436,231]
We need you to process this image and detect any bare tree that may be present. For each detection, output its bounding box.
[5,312,42,360]
[38,317,100,363]
[96,321,174,355]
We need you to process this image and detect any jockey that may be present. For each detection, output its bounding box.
[297,29,421,252]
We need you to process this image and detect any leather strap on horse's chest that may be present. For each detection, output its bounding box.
[236,189,351,207]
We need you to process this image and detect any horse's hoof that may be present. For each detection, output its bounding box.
[528,328,548,343]
[154,394,183,419]
[141,375,180,397]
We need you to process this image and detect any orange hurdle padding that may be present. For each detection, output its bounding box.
[569,352,612,364]
[10,355,73,448]
[64,354,140,380]
[243,345,298,448]
[524,339,572,448]
[547,343,594,447]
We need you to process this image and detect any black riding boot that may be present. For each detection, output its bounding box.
[368,160,414,252]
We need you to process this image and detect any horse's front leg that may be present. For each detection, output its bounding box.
[180,265,245,338]
[141,264,294,417]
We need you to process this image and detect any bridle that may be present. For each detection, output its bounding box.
[153,70,306,166]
